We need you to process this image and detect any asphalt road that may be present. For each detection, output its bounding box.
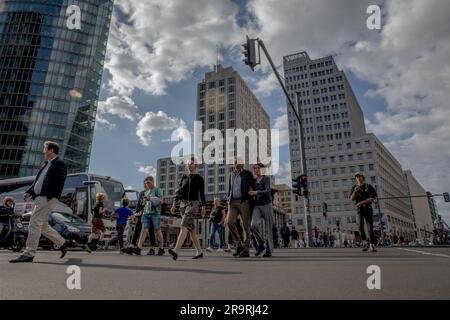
[1,247,449,300]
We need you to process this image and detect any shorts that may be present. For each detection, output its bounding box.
[91,218,106,233]
[142,214,161,230]
[180,200,199,231]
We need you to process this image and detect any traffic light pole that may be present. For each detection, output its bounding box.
[256,39,313,247]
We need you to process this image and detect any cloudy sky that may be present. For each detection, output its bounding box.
[89,0,450,220]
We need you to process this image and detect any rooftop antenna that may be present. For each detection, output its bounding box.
[215,45,220,72]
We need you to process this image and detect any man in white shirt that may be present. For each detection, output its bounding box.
[10,141,68,263]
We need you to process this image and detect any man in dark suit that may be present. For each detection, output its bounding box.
[10,141,69,263]
[227,158,255,257]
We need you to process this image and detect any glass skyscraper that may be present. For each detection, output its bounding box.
[0,0,114,179]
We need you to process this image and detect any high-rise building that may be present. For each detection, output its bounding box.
[283,51,416,241]
[0,0,114,179]
[404,170,434,239]
[196,64,270,198]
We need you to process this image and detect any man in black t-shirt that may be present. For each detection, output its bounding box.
[350,172,378,252]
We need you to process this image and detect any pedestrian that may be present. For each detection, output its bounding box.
[206,198,226,252]
[249,163,274,257]
[169,157,206,260]
[126,178,157,253]
[130,176,165,256]
[290,227,300,248]
[10,141,69,263]
[344,239,348,248]
[272,224,279,248]
[350,172,378,252]
[226,158,255,258]
[0,197,14,240]
[87,193,107,249]
[433,215,449,244]
[107,198,134,252]
[322,232,328,247]
[281,222,290,248]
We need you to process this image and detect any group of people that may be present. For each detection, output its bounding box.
[110,158,277,260]
[8,140,428,264]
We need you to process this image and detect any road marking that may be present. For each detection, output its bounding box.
[397,248,450,259]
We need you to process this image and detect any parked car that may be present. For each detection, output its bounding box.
[21,211,91,250]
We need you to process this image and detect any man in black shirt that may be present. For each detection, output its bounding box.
[350,172,378,252]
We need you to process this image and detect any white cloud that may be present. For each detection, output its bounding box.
[95,115,116,130]
[272,111,289,147]
[136,110,187,146]
[138,164,157,177]
[275,161,292,187]
[98,95,139,121]
[105,0,245,96]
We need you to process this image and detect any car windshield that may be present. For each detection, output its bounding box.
[51,212,84,223]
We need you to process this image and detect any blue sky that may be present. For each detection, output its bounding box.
[88,0,450,220]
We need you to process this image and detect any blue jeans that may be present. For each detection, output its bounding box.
[209,222,225,248]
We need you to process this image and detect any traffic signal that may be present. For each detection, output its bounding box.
[444,192,450,203]
[242,36,257,71]
[292,176,301,195]
[300,174,308,198]
[322,202,328,218]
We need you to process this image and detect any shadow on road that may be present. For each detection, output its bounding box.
[34,258,242,275]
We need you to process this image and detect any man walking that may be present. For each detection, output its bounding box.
[10,141,69,263]
[281,222,290,248]
[350,172,378,252]
[290,227,300,248]
[227,159,255,258]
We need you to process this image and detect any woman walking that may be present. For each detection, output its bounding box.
[169,158,206,260]
[206,198,226,252]
[249,163,274,257]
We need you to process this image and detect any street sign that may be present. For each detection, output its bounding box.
[288,219,292,226]
[443,192,450,202]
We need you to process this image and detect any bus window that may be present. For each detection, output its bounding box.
[74,187,88,221]
[92,178,124,218]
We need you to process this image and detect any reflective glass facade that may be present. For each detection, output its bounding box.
[0,0,114,178]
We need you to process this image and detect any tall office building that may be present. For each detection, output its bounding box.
[283,52,417,241]
[0,0,114,179]
[196,64,270,198]
[404,170,434,239]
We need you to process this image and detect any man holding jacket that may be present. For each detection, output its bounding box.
[10,141,69,263]
[227,159,255,258]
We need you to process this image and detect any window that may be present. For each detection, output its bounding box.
[334,192,340,199]
[347,154,353,161]
[369,164,375,171]
[208,81,216,89]
[346,143,352,149]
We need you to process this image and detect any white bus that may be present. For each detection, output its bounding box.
[0,173,125,237]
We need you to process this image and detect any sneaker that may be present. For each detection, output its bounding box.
[9,255,34,263]
[362,247,369,252]
[131,247,141,255]
[206,247,213,252]
[255,245,265,257]
[216,248,224,252]
[233,246,244,257]
[168,248,178,260]
[60,242,68,259]
[238,251,250,258]
[84,245,92,253]
[370,245,377,252]
[263,251,272,258]
[122,247,133,255]
[147,248,155,256]
[156,248,165,256]
[192,252,204,259]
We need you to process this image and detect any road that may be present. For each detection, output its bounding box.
[1,247,450,300]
